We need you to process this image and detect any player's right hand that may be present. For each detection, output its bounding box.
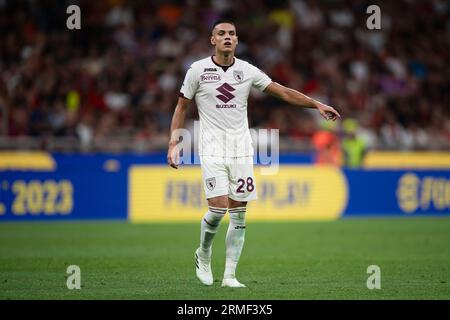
[167,144,180,169]
[316,102,341,122]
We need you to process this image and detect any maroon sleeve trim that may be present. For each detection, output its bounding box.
[179,92,191,100]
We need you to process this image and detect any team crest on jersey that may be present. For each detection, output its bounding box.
[206,177,216,191]
[233,70,244,82]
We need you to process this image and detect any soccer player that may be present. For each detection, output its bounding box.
[167,20,340,288]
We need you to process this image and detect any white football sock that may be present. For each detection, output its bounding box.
[199,206,227,256]
[224,206,246,279]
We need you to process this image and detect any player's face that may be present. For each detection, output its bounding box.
[211,23,238,54]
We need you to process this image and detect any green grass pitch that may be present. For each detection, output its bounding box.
[1,217,449,300]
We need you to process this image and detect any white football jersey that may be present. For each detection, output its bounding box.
[180,56,272,157]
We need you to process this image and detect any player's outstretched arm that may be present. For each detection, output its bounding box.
[167,97,190,169]
[264,82,341,121]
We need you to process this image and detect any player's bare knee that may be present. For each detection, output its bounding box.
[228,198,247,209]
[207,195,228,208]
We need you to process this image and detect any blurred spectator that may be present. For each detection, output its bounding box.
[312,120,342,166]
[76,111,95,150]
[342,118,367,168]
[0,0,448,153]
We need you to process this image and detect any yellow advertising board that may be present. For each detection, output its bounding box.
[364,152,450,168]
[0,151,56,171]
[129,165,348,222]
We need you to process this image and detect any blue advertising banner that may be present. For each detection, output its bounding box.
[1,152,449,221]
[343,170,450,217]
[0,154,128,221]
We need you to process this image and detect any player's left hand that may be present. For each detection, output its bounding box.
[316,102,341,121]
[167,143,180,169]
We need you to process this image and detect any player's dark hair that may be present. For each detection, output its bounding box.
[211,19,236,35]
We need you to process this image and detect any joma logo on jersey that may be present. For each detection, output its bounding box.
[216,83,235,103]
[201,73,221,83]
[204,68,217,72]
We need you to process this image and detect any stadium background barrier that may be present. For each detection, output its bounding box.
[0,152,449,221]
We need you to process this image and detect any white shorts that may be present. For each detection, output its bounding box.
[200,155,257,202]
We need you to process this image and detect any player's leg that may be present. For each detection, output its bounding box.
[195,195,228,286]
[198,195,228,260]
[222,198,247,288]
[196,156,228,286]
[222,156,256,288]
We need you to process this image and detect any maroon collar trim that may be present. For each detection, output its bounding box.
[211,55,235,72]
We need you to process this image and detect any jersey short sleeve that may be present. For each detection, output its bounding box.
[250,64,272,92]
[180,65,199,100]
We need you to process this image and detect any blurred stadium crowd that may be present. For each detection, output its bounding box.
[0,0,449,154]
